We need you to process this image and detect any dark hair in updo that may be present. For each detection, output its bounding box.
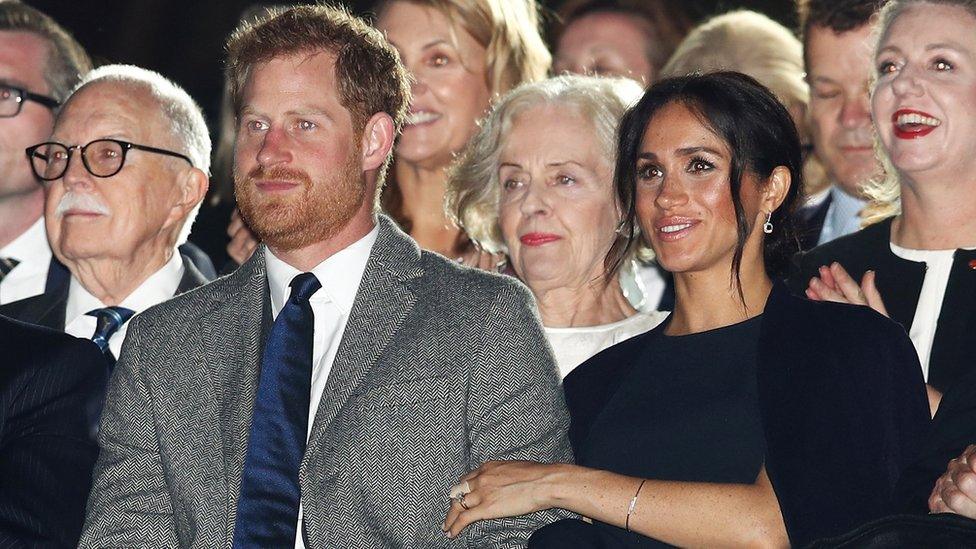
[613,71,803,285]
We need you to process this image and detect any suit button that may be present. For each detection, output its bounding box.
[969,259,976,270]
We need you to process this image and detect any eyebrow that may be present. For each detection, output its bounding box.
[926,42,972,54]
[639,146,723,159]
[422,39,451,51]
[0,78,32,90]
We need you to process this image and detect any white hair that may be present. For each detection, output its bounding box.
[72,64,211,245]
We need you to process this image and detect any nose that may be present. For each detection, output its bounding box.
[890,65,924,99]
[256,126,292,167]
[61,148,94,191]
[840,91,871,129]
[518,181,551,218]
[653,174,689,211]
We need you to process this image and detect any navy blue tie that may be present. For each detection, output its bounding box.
[233,272,320,548]
[85,306,135,356]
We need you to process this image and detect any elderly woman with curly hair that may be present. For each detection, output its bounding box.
[447,74,666,378]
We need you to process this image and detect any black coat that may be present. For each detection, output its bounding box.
[0,315,110,547]
[547,283,930,547]
[788,217,976,393]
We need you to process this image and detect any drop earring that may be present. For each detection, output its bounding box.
[763,212,773,234]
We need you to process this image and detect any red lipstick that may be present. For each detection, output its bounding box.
[519,233,561,246]
[892,109,940,140]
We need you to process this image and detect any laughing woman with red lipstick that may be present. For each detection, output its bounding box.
[440,72,929,548]
[791,0,976,409]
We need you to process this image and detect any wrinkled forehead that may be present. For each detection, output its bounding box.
[54,80,167,142]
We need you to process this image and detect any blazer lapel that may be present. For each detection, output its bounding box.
[176,253,212,294]
[196,248,268,546]
[303,217,423,454]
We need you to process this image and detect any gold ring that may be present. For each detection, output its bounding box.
[458,493,470,510]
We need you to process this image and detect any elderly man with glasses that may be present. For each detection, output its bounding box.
[0,64,211,361]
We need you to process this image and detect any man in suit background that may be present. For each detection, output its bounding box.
[81,5,571,548]
[0,315,110,546]
[0,64,212,359]
[0,2,91,304]
[793,0,881,250]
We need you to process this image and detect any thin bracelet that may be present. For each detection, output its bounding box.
[626,479,647,532]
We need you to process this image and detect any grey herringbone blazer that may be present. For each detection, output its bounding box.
[80,215,573,548]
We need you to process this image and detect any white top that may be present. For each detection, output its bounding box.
[889,242,958,381]
[817,186,868,246]
[545,311,668,379]
[263,226,378,549]
[0,217,52,304]
[64,250,185,358]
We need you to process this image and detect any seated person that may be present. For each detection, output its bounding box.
[447,74,667,378]
[440,72,930,548]
[0,315,109,546]
[0,65,212,359]
[791,0,976,407]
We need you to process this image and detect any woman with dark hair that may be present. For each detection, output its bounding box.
[440,72,929,547]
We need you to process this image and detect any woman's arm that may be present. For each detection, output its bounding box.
[443,461,788,548]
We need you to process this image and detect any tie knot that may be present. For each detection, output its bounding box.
[85,306,136,354]
[289,272,321,303]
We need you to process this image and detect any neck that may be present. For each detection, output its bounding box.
[893,176,976,249]
[395,160,462,256]
[69,246,174,306]
[268,213,375,272]
[0,190,44,249]
[668,253,772,336]
[535,276,636,328]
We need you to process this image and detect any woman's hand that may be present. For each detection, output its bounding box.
[226,208,260,265]
[929,445,976,518]
[442,460,565,538]
[805,262,889,317]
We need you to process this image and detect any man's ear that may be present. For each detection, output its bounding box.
[763,165,791,214]
[360,112,396,172]
[165,167,209,232]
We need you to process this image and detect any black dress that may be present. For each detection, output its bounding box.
[540,316,766,548]
[529,283,931,548]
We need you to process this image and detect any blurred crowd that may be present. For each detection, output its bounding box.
[2,0,976,546]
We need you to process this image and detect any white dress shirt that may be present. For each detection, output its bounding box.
[0,217,52,304]
[889,243,958,381]
[263,225,378,549]
[64,251,185,358]
[817,186,868,246]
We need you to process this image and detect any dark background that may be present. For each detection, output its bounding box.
[28,0,795,130]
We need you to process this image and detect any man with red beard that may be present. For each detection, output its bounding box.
[80,6,571,548]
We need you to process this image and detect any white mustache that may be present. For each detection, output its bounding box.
[54,192,111,217]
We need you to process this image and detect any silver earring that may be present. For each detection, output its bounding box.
[763,212,773,234]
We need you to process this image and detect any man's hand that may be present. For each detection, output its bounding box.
[929,445,976,518]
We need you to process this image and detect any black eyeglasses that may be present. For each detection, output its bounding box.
[25,139,194,182]
[0,84,60,118]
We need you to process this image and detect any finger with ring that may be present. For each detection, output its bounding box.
[457,492,470,510]
[449,480,471,500]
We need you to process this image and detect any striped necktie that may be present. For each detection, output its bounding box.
[86,306,136,357]
[0,257,19,282]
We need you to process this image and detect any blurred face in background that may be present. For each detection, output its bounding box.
[497,104,620,293]
[0,31,55,203]
[872,3,976,183]
[377,1,492,171]
[554,11,654,84]
[806,23,879,197]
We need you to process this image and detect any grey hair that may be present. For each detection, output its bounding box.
[72,65,211,245]
[862,0,976,223]
[446,74,643,254]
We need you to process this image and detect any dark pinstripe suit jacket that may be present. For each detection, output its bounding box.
[0,316,109,547]
[80,215,573,548]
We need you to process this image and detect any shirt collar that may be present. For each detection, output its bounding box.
[828,186,868,226]
[65,250,186,325]
[0,217,51,263]
[264,225,379,318]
